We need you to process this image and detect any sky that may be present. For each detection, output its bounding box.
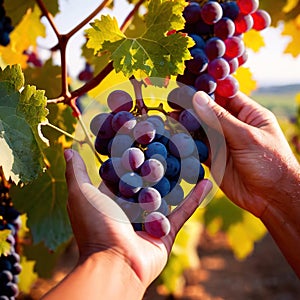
[38,0,300,87]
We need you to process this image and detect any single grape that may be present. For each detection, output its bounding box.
[121,147,145,171]
[176,69,197,86]
[107,90,133,112]
[165,155,180,178]
[234,13,254,34]
[183,2,201,24]
[216,75,239,98]
[181,156,205,184]
[168,133,195,158]
[186,48,209,75]
[90,113,115,138]
[214,17,235,40]
[95,136,110,156]
[194,140,209,162]
[145,142,168,160]
[207,58,230,80]
[224,36,245,59]
[167,85,195,110]
[179,109,201,132]
[238,50,248,66]
[221,2,240,20]
[156,198,170,216]
[237,0,259,15]
[140,159,165,183]
[189,34,206,49]
[111,111,136,134]
[144,212,171,238]
[153,177,171,198]
[200,1,223,25]
[205,37,226,60]
[119,172,143,198]
[194,73,217,94]
[138,187,162,212]
[147,116,165,138]
[109,134,134,157]
[133,120,156,145]
[226,57,239,74]
[251,10,271,31]
[0,271,13,284]
[100,157,126,184]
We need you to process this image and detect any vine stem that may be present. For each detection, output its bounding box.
[45,122,84,144]
[131,77,148,115]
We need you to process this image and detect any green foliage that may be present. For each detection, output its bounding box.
[11,143,72,250]
[0,65,48,184]
[86,0,193,80]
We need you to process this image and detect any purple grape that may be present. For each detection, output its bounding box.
[90,113,115,139]
[221,2,240,20]
[181,156,205,184]
[121,147,145,171]
[156,198,170,216]
[179,109,201,132]
[194,140,209,162]
[200,1,223,25]
[165,155,180,178]
[107,90,133,112]
[183,2,201,24]
[133,120,156,145]
[190,34,206,49]
[145,142,167,160]
[144,212,171,238]
[205,37,226,60]
[153,177,171,198]
[95,136,110,156]
[147,116,165,138]
[109,134,134,157]
[112,111,136,134]
[100,157,126,184]
[165,184,184,206]
[214,17,235,40]
[194,73,217,94]
[119,172,143,198]
[138,187,162,212]
[168,133,195,158]
[207,58,230,80]
[186,48,209,75]
[140,159,165,183]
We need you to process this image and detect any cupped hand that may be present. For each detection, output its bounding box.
[193,91,299,218]
[64,149,212,288]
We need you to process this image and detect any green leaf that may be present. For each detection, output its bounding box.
[0,65,24,91]
[0,229,11,256]
[86,0,192,80]
[24,59,63,99]
[4,0,59,26]
[11,144,72,250]
[0,82,45,184]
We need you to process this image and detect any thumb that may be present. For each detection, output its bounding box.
[64,149,92,200]
[193,92,249,148]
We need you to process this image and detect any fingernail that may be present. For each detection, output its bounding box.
[194,92,210,108]
[64,149,73,162]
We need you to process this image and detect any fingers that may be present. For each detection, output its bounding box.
[164,179,212,252]
[193,91,250,148]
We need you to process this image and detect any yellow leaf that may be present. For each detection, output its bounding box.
[18,256,38,293]
[0,5,46,67]
[283,0,300,13]
[234,67,257,96]
[243,30,265,52]
[0,229,11,256]
[282,15,300,58]
[296,93,300,104]
[227,223,254,260]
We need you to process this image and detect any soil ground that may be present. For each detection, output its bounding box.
[24,230,300,300]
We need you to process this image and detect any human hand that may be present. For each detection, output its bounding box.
[193,91,300,218]
[64,149,212,289]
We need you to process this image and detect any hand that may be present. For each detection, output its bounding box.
[64,149,212,289]
[193,91,300,218]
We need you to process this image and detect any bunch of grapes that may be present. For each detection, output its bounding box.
[0,183,21,300]
[0,0,14,46]
[178,0,271,99]
[90,88,209,238]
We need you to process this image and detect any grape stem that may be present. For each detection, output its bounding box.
[131,77,148,115]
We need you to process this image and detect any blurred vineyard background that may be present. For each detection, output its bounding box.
[0,0,300,299]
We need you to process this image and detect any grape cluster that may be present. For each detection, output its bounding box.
[0,184,21,300]
[90,89,209,238]
[0,0,14,46]
[178,0,271,99]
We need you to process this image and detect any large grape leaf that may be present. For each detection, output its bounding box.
[11,144,72,250]
[4,0,59,27]
[0,65,48,183]
[0,5,46,68]
[85,0,193,79]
